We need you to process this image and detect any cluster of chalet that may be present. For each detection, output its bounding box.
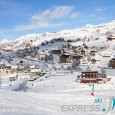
[0,60,46,81]
[48,43,102,64]
[15,46,39,58]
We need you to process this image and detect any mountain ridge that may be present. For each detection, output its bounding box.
[0,20,115,49]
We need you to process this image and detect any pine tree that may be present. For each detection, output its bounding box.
[72,59,80,70]
[87,55,91,62]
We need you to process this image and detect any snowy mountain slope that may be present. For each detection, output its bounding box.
[0,20,114,50]
[0,20,115,115]
[0,68,115,115]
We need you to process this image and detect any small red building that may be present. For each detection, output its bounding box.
[76,71,103,83]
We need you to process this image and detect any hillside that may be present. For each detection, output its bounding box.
[0,20,115,115]
[0,20,115,50]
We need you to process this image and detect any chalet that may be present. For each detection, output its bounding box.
[107,35,115,41]
[82,71,98,78]
[100,52,112,57]
[49,49,64,55]
[76,38,81,42]
[16,64,31,73]
[72,55,83,60]
[107,37,115,41]
[23,65,31,72]
[91,59,97,64]
[72,54,83,64]
[60,54,72,63]
[2,66,15,74]
[76,71,100,83]
[51,38,64,42]
[37,52,46,60]
[81,49,86,55]
[89,50,98,56]
[16,68,24,73]
[31,69,45,76]
[66,39,73,42]
[11,66,18,73]
[81,57,88,65]
[56,38,64,42]
[109,58,115,69]
[95,38,99,40]
[45,54,53,62]
[28,65,39,70]
[30,52,37,57]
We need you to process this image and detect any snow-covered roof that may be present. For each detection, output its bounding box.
[38,51,45,55]
[31,69,41,72]
[11,66,18,69]
[29,65,35,69]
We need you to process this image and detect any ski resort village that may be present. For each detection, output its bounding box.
[0,20,115,115]
[0,0,115,114]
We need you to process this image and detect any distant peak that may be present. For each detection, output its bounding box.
[1,39,9,43]
[84,24,94,28]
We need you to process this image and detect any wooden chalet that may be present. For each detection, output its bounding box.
[17,65,31,73]
[2,65,17,74]
[107,37,115,41]
[91,59,97,64]
[72,54,83,64]
[109,58,115,69]
[50,49,64,55]
[37,52,46,60]
[76,70,111,83]
[107,35,115,41]
[82,71,98,78]
[72,55,83,60]
[31,69,45,76]
[60,54,71,63]
[76,71,102,83]
[2,66,12,74]
[89,50,98,56]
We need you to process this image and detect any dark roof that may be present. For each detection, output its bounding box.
[3,66,11,69]
[90,50,98,52]
[82,71,98,73]
[110,58,115,61]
